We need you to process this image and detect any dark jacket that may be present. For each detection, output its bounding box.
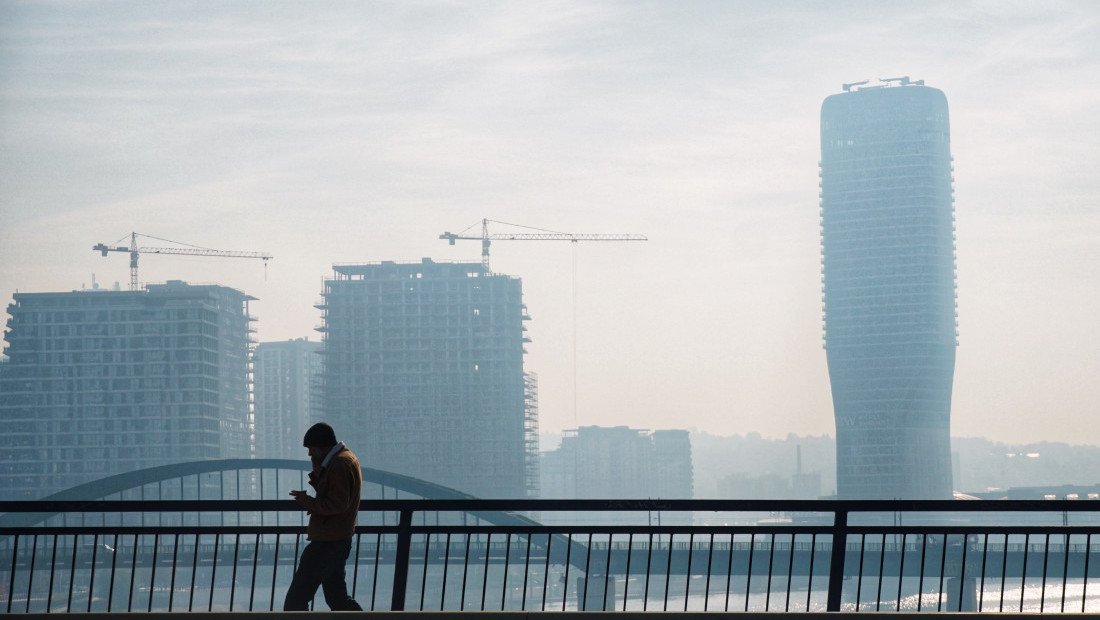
[300,445,362,541]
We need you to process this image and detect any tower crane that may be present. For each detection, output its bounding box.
[441,218,647,427]
[440,218,647,272]
[93,232,273,291]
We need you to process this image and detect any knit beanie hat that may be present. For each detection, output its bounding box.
[303,422,337,448]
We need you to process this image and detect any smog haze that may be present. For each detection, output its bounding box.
[1,1,1097,445]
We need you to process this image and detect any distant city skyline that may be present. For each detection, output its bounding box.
[1,2,1097,445]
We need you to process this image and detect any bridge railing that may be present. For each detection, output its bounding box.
[2,499,1100,613]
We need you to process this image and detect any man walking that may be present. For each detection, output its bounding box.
[284,422,364,611]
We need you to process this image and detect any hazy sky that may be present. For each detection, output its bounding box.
[1,1,1097,445]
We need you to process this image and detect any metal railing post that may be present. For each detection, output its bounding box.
[390,508,414,611]
[826,507,848,612]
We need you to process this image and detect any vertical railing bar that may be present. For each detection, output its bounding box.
[248,532,260,611]
[540,533,552,611]
[663,532,673,611]
[1040,532,1051,613]
[502,532,513,611]
[188,533,199,612]
[107,534,118,612]
[603,532,613,612]
[682,533,694,612]
[67,533,79,611]
[725,532,736,612]
[764,532,776,612]
[580,533,594,611]
[459,532,471,612]
[561,533,573,612]
[6,534,19,614]
[208,532,220,612]
[390,508,414,612]
[46,533,58,612]
[480,532,492,611]
[703,532,714,612]
[744,533,756,612]
[854,533,866,612]
[998,533,1009,612]
[104,532,121,615]
[1019,534,1029,612]
[916,533,927,612]
[895,533,907,611]
[440,533,452,610]
[351,532,362,602]
[784,533,796,612]
[127,532,139,612]
[825,508,847,612]
[88,534,99,613]
[959,532,972,612]
[936,531,948,612]
[806,533,817,612]
[623,533,634,611]
[370,532,382,611]
[229,531,242,611]
[148,533,160,612]
[978,533,990,612]
[168,533,179,612]
[1061,532,1071,613]
[26,534,38,613]
[1082,533,1092,614]
[520,533,532,611]
[642,532,653,611]
[269,533,280,612]
[419,532,431,611]
[875,532,887,611]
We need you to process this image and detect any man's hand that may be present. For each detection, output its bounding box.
[289,489,310,506]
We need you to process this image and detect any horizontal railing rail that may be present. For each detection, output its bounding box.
[2,499,1099,613]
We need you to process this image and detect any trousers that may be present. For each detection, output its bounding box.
[283,538,363,611]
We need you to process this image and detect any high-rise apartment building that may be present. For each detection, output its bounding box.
[253,338,322,459]
[0,281,254,499]
[318,259,536,498]
[819,78,957,499]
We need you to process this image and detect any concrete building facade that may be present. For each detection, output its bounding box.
[253,338,322,460]
[819,78,957,499]
[318,259,535,498]
[0,281,254,499]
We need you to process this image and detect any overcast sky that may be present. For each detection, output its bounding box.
[1,1,1097,445]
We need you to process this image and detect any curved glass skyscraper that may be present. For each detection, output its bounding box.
[819,79,957,499]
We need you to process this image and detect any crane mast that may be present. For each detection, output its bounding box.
[440,218,647,271]
[93,232,273,291]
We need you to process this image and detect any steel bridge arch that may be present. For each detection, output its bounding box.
[0,461,596,573]
[2,459,549,531]
[36,458,480,502]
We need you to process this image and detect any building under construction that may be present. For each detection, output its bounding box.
[253,338,322,460]
[318,258,537,498]
[0,281,254,500]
